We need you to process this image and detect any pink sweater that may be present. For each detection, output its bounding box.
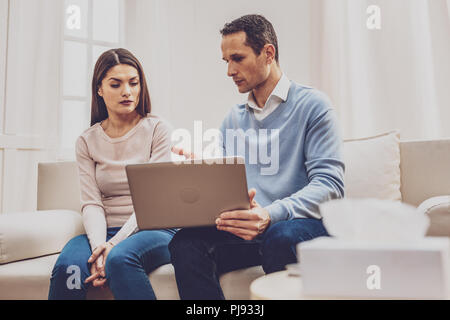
[75,114,173,250]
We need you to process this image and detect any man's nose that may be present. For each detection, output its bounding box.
[227,63,237,77]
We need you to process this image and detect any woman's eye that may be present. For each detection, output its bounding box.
[111,84,120,88]
[131,82,139,86]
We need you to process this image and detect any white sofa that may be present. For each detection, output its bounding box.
[1,134,450,300]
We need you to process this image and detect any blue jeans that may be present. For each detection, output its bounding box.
[169,218,329,300]
[48,227,176,300]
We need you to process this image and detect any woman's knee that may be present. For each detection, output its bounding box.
[52,234,90,277]
[105,246,126,276]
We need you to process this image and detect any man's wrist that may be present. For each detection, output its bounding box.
[265,202,287,225]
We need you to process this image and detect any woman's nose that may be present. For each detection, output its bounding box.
[122,84,131,96]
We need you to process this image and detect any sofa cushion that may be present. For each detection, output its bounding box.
[0,253,264,300]
[221,265,265,300]
[343,130,401,201]
[0,210,85,264]
[418,196,450,237]
[0,254,58,299]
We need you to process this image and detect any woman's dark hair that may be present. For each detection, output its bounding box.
[220,14,279,63]
[90,48,151,126]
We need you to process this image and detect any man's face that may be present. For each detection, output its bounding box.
[221,31,269,93]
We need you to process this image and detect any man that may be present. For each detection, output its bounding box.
[169,14,345,300]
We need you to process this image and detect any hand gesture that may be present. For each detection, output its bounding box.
[171,146,198,160]
[84,242,114,287]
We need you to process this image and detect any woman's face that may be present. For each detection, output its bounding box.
[98,64,141,118]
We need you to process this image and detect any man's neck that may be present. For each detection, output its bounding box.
[252,66,282,109]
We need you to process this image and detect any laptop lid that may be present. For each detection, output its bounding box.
[125,157,250,230]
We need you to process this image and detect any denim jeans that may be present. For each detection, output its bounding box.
[169,218,329,300]
[48,227,176,300]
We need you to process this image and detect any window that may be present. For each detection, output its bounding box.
[60,0,124,159]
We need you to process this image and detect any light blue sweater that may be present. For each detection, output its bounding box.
[219,81,345,224]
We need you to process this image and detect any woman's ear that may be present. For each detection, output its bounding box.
[98,87,103,97]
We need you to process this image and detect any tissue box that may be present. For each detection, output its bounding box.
[298,237,450,299]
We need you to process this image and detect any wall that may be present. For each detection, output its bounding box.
[125,0,313,136]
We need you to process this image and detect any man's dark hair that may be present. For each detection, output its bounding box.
[220,14,279,63]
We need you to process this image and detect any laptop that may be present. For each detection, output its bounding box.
[125,157,251,230]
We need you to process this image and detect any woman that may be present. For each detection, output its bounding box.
[48,48,176,300]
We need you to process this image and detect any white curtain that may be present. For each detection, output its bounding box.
[310,0,450,140]
[0,0,61,213]
[127,0,450,141]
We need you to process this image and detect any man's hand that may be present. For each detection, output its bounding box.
[171,146,198,160]
[216,189,271,240]
[84,242,114,287]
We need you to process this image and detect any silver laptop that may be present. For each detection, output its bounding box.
[125,157,250,230]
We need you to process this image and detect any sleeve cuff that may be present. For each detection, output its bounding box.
[265,201,289,225]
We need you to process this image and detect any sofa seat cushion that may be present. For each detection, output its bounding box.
[221,265,265,300]
[0,210,85,265]
[0,254,58,299]
[84,264,265,300]
[0,253,265,300]
[0,255,180,300]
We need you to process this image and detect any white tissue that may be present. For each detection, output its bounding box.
[319,199,430,243]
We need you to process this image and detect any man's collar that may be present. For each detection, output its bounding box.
[246,73,290,111]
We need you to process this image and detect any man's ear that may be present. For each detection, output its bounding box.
[264,44,276,65]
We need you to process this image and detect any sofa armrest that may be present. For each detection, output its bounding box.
[417,196,450,237]
[0,210,85,264]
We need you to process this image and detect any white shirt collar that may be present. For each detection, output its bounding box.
[247,73,290,111]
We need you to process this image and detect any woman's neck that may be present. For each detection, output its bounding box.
[101,112,143,138]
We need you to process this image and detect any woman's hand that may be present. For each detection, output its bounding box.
[84,242,114,287]
[85,255,107,287]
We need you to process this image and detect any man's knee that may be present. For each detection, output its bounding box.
[260,219,328,270]
[264,219,328,245]
[169,227,217,265]
[169,229,200,260]
[261,221,299,255]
